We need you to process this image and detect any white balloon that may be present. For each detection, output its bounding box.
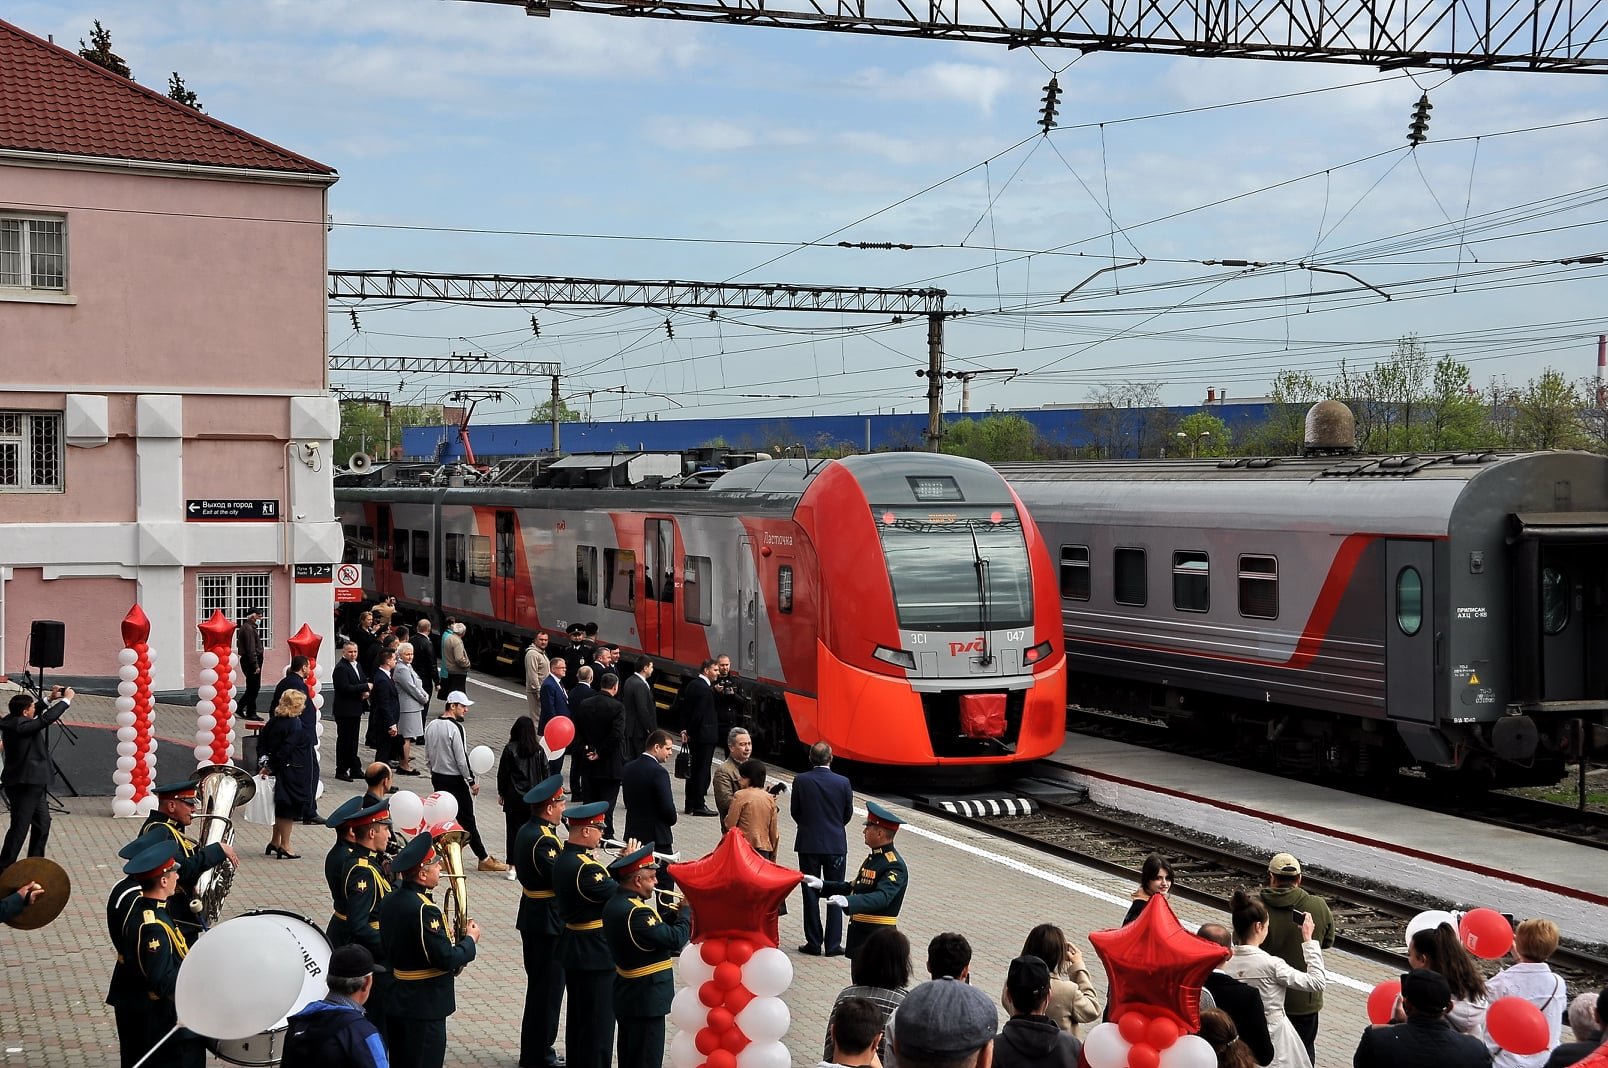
[116,726,137,743]
[314,720,325,738]
[115,696,137,714]
[117,680,137,698]
[118,648,139,667]
[195,730,214,746]
[226,729,237,744]
[194,744,214,761]
[114,783,136,800]
[136,794,159,814]
[227,699,238,713]
[113,798,139,818]
[118,664,139,682]
[546,747,566,763]
[1159,1034,1217,1068]
[199,652,220,670]
[116,755,137,772]
[669,986,707,1031]
[742,947,793,998]
[389,791,424,833]
[198,685,217,703]
[197,715,217,733]
[200,669,220,687]
[678,942,715,987]
[735,996,791,1043]
[1405,910,1459,951]
[115,710,137,728]
[1082,1023,1131,1068]
[195,700,211,714]
[176,914,323,1040]
[315,780,325,800]
[117,740,138,758]
[670,1028,702,1068]
[144,750,158,765]
[468,745,496,776]
[735,1041,791,1068]
[421,791,459,825]
[312,693,325,709]
[229,652,240,666]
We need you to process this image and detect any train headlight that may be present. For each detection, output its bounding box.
[872,646,917,670]
[1023,640,1053,666]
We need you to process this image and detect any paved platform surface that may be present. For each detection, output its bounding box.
[1050,734,1608,938]
[1,675,1391,1067]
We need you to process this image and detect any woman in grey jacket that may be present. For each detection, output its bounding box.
[392,642,430,775]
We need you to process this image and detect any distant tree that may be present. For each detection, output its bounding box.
[1171,411,1230,457]
[1510,369,1588,450]
[1422,355,1495,450]
[166,72,203,111]
[1575,376,1608,454]
[941,413,1041,462]
[1084,381,1163,458]
[1236,370,1325,455]
[529,398,583,423]
[78,20,132,78]
[337,402,444,461]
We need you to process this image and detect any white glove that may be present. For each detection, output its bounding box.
[801,875,824,890]
[827,895,849,909]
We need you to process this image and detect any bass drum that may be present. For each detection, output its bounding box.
[208,910,331,1066]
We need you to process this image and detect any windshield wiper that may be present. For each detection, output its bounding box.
[969,525,994,666]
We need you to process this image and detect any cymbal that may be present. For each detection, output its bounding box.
[0,856,71,930]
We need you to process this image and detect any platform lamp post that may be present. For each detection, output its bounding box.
[1176,431,1211,458]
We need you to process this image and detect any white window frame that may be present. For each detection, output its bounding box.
[0,410,64,492]
[196,573,273,651]
[0,214,68,292]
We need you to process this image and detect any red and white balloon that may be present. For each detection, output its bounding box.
[669,939,793,1068]
[194,611,239,768]
[113,604,159,818]
[287,625,325,799]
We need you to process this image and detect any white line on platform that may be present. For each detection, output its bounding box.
[469,676,526,700]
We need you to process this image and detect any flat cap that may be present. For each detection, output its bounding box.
[152,781,200,800]
[893,979,997,1059]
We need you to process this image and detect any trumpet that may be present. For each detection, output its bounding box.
[654,887,685,911]
[601,839,681,864]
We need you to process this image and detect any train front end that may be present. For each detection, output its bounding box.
[798,453,1065,768]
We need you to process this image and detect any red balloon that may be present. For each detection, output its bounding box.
[1487,997,1551,1055]
[696,1029,722,1055]
[544,715,576,751]
[700,981,725,1007]
[708,1008,734,1033]
[1128,1042,1160,1068]
[725,986,755,1015]
[727,939,755,966]
[721,1028,750,1054]
[702,940,729,966]
[1146,1016,1180,1050]
[1367,980,1402,1025]
[1118,1012,1150,1045]
[1459,909,1515,960]
[706,1051,736,1068]
[714,962,743,990]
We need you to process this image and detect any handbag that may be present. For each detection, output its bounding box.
[674,747,691,780]
[243,776,276,825]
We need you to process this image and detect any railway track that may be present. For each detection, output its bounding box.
[909,778,1608,995]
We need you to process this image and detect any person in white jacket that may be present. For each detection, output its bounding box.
[1485,919,1567,1068]
[1221,889,1327,1068]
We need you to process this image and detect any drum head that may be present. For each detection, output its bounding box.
[208,910,330,1067]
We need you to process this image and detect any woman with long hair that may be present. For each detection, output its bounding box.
[498,715,547,858]
[258,689,313,859]
[1123,854,1175,924]
[822,928,912,1062]
[1409,923,1490,1035]
[1002,923,1101,1036]
[1220,889,1326,1068]
[1199,1009,1260,1068]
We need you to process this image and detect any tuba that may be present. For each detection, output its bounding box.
[433,823,472,943]
[188,763,255,926]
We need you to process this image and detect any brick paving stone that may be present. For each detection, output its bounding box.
[2,676,1386,1066]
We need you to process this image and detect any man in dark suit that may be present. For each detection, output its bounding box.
[331,641,371,781]
[621,730,678,890]
[0,686,73,869]
[573,673,627,840]
[1197,923,1274,1066]
[366,649,402,770]
[237,609,264,720]
[564,665,595,799]
[790,741,854,956]
[271,656,312,716]
[674,660,719,817]
[621,659,656,757]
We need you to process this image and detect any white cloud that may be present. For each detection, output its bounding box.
[846,61,1015,115]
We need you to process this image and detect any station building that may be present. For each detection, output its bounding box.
[0,19,341,690]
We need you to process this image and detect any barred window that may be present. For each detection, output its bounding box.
[1238,555,1279,619]
[0,215,67,290]
[0,411,63,491]
[197,573,272,650]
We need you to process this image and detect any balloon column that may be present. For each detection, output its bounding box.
[194,611,238,769]
[1083,895,1227,1068]
[112,604,159,818]
[287,624,325,797]
[667,830,801,1068]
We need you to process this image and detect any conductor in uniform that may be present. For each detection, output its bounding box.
[379,830,481,1068]
[553,801,621,1068]
[514,773,568,1068]
[105,838,206,1068]
[603,844,691,1068]
[809,800,908,960]
[137,779,239,942]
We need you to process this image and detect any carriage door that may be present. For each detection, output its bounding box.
[374,504,394,589]
[1385,540,1437,723]
[643,519,676,661]
[1536,544,1606,702]
[493,510,518,621]
[736,535,758,677]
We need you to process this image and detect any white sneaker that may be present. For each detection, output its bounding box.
[506,867,518,881]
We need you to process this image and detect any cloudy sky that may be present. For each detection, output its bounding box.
[17,1,1608,422]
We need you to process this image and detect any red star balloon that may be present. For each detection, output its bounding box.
[1088,894,1229,1031]
[196,609,237,650]
[286,623,324,662]
[121,604,150,646]
[669,829,801,947]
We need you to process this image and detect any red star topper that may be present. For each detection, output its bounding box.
[196,609,237,652]
[286,624,324,663]
[668,829,801,947]
[121,604,150,646]
[1088,893,1228,1031]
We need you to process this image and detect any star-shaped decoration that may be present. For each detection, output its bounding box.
[356,880,368,891]
[668,828,801,948]
[147,938,160,951]
[121,604,151,646]
[1088,894,1228,1031]
[196,609,237,651]
[429,918,440,931]
[888,873,899,883]
[646,915,659,926]
[286,623,325,663]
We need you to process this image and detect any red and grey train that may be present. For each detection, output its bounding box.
[337,452,1067,771]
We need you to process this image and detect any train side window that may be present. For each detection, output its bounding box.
[445,533,466,583]
[357,526,374,566]
[685,556,712,625]
[495,512,516,580]
[1238,555,1278,619]
[392,528,411,572]
[576,545,598,605]
[645,519,675,604]
[1060,545,1091,601]
[342,524,358,565]
[411,530,430,577]
[1541,567,1569,635]
[469,535,491,587]
[778,565,794,614]
[1396,567,1423,636]
[375,507,391,560]
[1173,551,1209,612]
[1113,547,1147,606]
[605,549,636,612]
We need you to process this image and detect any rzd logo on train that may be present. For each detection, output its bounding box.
[948,638,985,656]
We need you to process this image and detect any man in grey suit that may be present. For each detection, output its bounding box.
[790,741,854,956]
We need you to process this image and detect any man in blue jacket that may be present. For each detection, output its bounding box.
[790,741,854,957]
[282,944,391,1067]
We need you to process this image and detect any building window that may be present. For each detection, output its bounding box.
[576,546,598,605]
[445,533,466,583]
[605,549,636,612]
[1059,545,1090,601]
[1238,555,1279,619]
[0,411,63,491]
[778,566,794,614]
[1173,551,1210,612]
[684,556,712,625]
[468,535,491,587]
[1113,547,1147,607]
[0,215,66,290]
[196,573,272,650]
[411,530,430,577]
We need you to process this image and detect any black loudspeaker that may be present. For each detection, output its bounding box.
[28,620,65,669]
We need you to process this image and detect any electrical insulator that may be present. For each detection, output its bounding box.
[1038,76,1061,134]
[664,319,674,339]
[530,315,540,337]
[349,309,361,331]
[1406,93,1432,146]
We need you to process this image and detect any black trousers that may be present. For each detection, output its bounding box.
[616,1014,667,1068]
[585,775,620,839]
[683,743,715,811]
[115,1002,204,1068]
[335,716,363,777]
[521,929,565,1067]
[388,1013,447,1068]
[798,852,847,952]
[240,670,262,714]
[564,967,615,1068]
[431,773,487,859]
[0,783,50,869]
[1289,1011,1319,1063]
[504,800,531,859]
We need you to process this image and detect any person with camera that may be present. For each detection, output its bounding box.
[0,685,73,870]
[1258,853,1334,1063]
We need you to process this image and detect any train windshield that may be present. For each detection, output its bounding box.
[875,506,1033,631]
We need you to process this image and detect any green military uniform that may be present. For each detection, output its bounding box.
[322,794,367,913]
[137,811,226,943]
[333,845,394,1032]
[553,804,618,1068]
[105,840,206,1068]
[515,777,567,1068]
[378,876,476,1068]
[823,801,909,960]
[602,851,690,1068]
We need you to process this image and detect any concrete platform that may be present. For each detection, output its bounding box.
[1049,734,1608,941]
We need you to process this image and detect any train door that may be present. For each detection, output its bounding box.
[643,518,676,660]
[1385,540,1437,723]
[736,535,758,677]
[1535,544,1606,702]
[493,510,518,621]
[374,504,394,589]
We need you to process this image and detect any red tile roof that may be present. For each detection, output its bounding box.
[0,19,334,177]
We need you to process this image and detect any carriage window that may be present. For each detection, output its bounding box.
[392,527,410,572]
[576,545,598,605]
[605,549,636,612]
[1541,567,1569,635]
[1173,551,1209,612]
[468,535,491,587]
[411,530,430,577]
[1113,547,1146,606]
[685,556,712,625]
[645,519,675,604]
[778,566,794,614]
[375,508,391,560]
[495,512,516,580]
[445,533,466,583]
[1060,545,1091,601]
[1238,555,1278,619]
[1396,567,1423,636]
